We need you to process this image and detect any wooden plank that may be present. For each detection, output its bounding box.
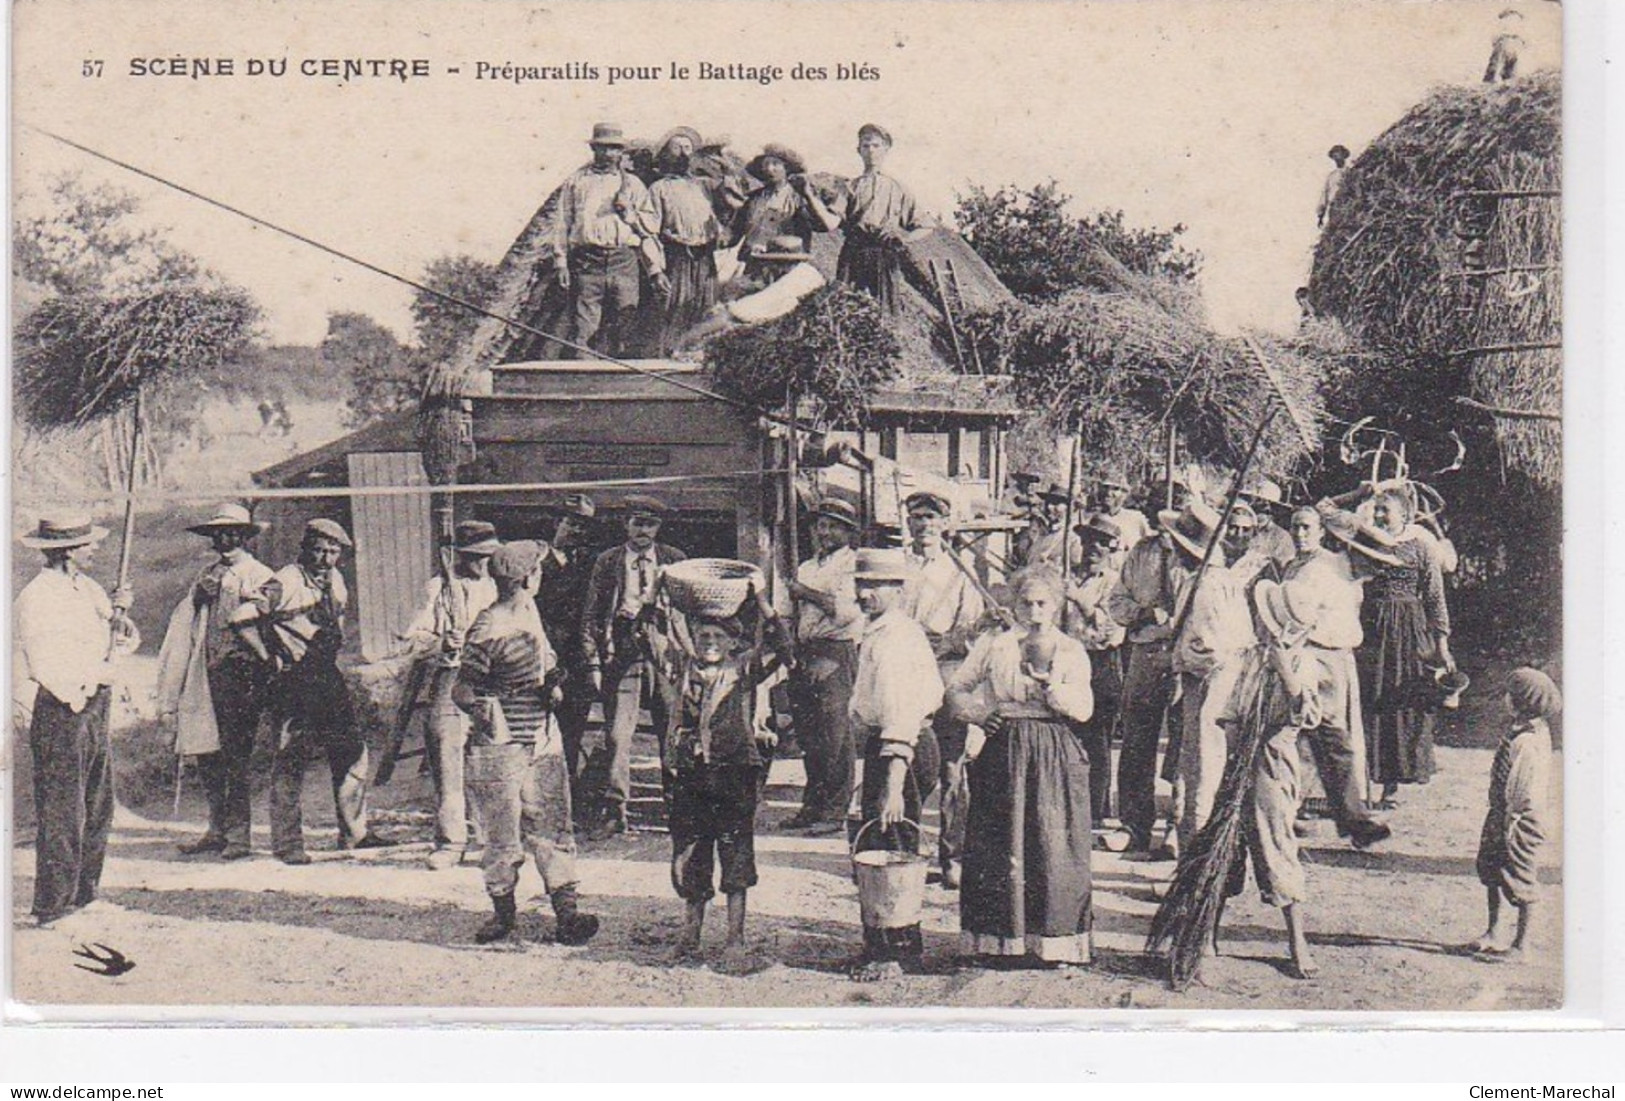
[347,452,433,663]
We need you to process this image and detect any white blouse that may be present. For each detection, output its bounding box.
[947,627,1094,725]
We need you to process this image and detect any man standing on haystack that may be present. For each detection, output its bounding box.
[552,122,661,357]
[398,519,502,870]
[157,503,274,862]
[233,519,388,863]
[15,513,139,927]
[580,495,687,839]
[901,490,984,888]
[784,497,864,833]
[647,127,726,355]
[824,123,933,313]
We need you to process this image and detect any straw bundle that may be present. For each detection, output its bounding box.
[1309,72,1560,486]
[14,283,260,431]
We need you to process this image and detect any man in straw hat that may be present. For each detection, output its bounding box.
[580,494,687,839]
[232,518,388,863]
[733,143,836,286]
[455,540,600,947]
[551,122,661,357]
[822,123,933,313]
[398,519,502,869]
[783,497,864,833]
[901,489,983,889]
[537,493,599,819]
[1241,478,1297,569]
[156,503,274,861]
[1105,500,1219,856]
[15,513,139,925]
[849,547,944,981]
[1063,514,1128,830]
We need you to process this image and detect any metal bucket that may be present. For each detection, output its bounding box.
[850,819,927,929]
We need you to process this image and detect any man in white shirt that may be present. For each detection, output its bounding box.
[551,122,661,356]
[1093,472,1153,553]
[15,513,138,925]
[157,504,275,861]
[784,498,864,832]
[849,548,944,980]
[901,490,985,889]
[580,495,686,838]
[398,520,501,869]
[1064,514,1127,827]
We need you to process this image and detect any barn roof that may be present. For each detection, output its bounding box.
[252,410,420,488]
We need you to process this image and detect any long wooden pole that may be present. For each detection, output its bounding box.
[1060,430,1082,581]
[784,377,801,632]
[113,386,143,611]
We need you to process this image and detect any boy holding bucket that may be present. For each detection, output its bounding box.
[644,564,790,969]
[849,548,945,981]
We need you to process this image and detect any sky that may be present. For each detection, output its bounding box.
[11,0,1562,347]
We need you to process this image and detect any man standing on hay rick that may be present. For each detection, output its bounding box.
[643,560,790,969]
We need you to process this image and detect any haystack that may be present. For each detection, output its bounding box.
[1309,72,1560,487]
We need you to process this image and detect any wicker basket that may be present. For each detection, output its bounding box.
[661,558,760,619]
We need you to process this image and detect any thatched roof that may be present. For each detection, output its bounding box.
[1309,72,1560,485]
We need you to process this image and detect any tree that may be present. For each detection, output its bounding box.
[14,175,200,298]
[412,254,502,363]
[954,182,1202,301]
[321,311,414,426]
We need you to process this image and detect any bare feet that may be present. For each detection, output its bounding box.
[1465,933,1500,955]
[1288,954,1319,980]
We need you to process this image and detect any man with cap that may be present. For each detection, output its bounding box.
[552,122,662,356]
[579,494,687,838]
[156,503,275,861]
[1028,483,1087,570]
[901,489,984,888]
[1278,506,1392,850]
[537,493,599,818]
[849,547,945,980]
[1063,514,1128,829]
[818,123,932,313]
[397,519,502,869]
[1242,478,1297,569]
[783,497,864,832]
[733,144,837,286]
[455,540,599,946]
[1105,500,1217,855]
[233,518,386,863]
[15,513,139,925]
[1093,472,1153,553]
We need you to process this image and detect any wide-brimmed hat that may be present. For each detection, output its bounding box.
[811,498,860,529]
[303,518,353,549]
[854,548,913,583]
[1094,470,1132,492]
[657,126,704,157]
[1036,483,1082,508]
[1157,500,1222,561]
[746,143,806,180]
[1075,513,1123,547]
[557,492,596,519]
[20,513,109,550]
[453,520,501,556]
[589,122,626,148]
[1435,667,1472,711]
[623,494,668,520]
[1320,507,1403,567]
[1242,477,1284,506]
[187,502,267,537]
[1254,578,1322,646]
[903,490,953,518]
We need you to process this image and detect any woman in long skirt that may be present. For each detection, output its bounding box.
[947,568,1096,966]
[1345,491,1453,808]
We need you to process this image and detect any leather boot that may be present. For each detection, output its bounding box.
[550,885,600,946]
[475,892,519,944]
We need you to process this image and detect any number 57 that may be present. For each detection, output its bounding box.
[82,59,103,77]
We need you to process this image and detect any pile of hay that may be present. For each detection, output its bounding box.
[1309,72,1560,486]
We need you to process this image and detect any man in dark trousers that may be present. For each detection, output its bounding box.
[15,513,138,926]
[233,519,389,864]
[157,503,275,861]
[536,492,600,823]
[579,495,686,839]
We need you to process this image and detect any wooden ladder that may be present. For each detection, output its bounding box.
[930,258,983,374]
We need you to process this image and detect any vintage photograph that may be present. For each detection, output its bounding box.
[7,0,1565,1014]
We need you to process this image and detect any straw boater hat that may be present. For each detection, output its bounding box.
[811,498,860,529]
[1074,513,1123,546]
[853,548,913,583]
[746,143,807,181]
[20,513,109,550]
[303,518,353,549]
[453,520,501,556]
[903,490,953,518]
[623,494,668,521]
[1253,578,1324,646]
[588,122,626,148]
[1320,507,1402,567]
[186,502,267,537]
[1157,500,1222,561]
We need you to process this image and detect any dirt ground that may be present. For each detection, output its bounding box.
[7,666,1563,1015]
